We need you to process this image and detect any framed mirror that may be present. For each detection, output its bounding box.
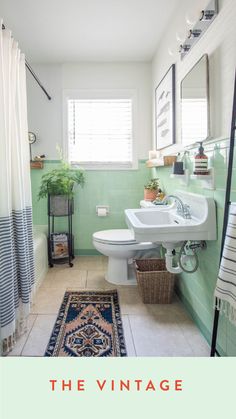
[181,54,210,146]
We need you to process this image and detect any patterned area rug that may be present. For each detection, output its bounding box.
[45,290,127,357]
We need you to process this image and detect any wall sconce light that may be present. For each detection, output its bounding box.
[188,29,202,39]
[200,8,216,21]
[178,0,218,60]
[179,44,191,54]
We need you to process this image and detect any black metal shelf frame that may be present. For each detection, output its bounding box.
[47,195,74,268]
[210,70,236,356]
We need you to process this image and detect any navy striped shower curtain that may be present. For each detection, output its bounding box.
[0,22,35,355]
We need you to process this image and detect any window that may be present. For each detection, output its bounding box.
[65,90,137,169]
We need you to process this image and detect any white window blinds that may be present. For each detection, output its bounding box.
[68,98,133,166]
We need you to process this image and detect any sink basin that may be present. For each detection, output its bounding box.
[125,191,217,245]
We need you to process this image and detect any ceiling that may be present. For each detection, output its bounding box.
[1,0,179,63]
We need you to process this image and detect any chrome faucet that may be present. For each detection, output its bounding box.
[162,195,191,219]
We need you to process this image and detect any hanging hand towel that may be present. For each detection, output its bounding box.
[215,203,236,325]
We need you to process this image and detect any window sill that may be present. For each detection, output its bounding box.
[70,162,138,171]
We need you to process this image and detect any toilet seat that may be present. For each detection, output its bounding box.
[93,229,152,246]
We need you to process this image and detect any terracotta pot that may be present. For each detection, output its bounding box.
[144,188,158,201]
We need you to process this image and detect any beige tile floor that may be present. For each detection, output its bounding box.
[9,256,210,357]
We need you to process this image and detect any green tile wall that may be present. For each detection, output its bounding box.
[153,139,236,356]
[31,141,236,356]
[31,160,150,255]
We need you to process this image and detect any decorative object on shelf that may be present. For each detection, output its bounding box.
[180,0,218,60]
[181,54,210,146]
[34,154,46,161]
[193,142,209,175]
[155,64,176,150]
[28,131,46,167]
[148,150,158,160]
[144,178,159,201]
[146,155,177,168]
[30,154,46,169]
[173,161,184,175]
[153,189,165,203]
[28,131,37,161]
[163,155,177,166]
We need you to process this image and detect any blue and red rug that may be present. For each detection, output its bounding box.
[45,290,127,357]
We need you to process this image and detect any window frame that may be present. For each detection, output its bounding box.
[63,89,138,170]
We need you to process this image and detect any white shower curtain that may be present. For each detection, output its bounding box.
[0,22,35,355]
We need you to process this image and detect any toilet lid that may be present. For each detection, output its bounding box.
[93,229,137,245]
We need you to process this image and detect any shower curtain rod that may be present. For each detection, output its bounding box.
[1,23,52,101]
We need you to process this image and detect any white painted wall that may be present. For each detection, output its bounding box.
[27,62,152,160]
[152,0,236,153]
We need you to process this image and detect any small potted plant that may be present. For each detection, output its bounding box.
[38,160,85,215]
[144,178,159,201]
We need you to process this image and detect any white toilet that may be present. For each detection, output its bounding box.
[93,229,158,285]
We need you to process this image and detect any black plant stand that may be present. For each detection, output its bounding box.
[47,194,74,268]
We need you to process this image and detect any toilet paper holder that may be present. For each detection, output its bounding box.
[96,205,110,216]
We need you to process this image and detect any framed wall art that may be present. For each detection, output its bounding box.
[155,64,176,149]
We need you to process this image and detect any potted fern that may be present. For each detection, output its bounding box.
[144,178,159,201]
[38,161,85,215]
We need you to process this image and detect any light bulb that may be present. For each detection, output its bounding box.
[176,30,187,43]
[185,10,201,26]
[168,43,178,56]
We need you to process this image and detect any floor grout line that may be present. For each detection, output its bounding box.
[20,314,38,356]
[85,270,88,288]
[127,315,137,357]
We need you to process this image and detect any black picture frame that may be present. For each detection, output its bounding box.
[155,64,176,149]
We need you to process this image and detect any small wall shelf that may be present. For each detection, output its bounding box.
[190,168,215,190]
[146,155,177,168]
[170,169,189,186]
[146,159,164,168]
[30,161,44,169]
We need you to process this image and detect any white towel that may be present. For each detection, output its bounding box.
[215,203,236,325]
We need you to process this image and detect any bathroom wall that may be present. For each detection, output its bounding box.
[27,62,152,252]
[27,62,152,159]
[151,0,236,355]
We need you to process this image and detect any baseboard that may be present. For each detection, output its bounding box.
[74,249,101,256]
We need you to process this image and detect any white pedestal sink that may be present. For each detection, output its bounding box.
[125,191,216,245]
[125,191,217,274]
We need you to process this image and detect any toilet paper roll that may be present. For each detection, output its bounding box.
[97,208,107,217]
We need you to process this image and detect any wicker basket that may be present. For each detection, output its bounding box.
[134,259,175,304]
